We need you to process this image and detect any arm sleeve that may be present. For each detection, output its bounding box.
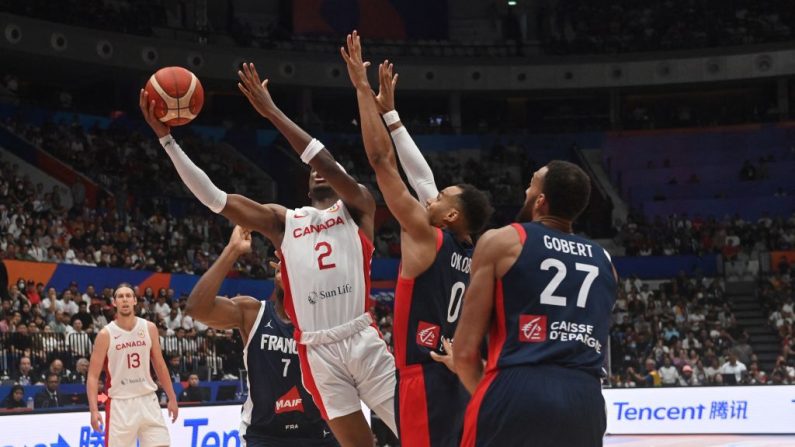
[159,135,228,213]
[390,126,439,204]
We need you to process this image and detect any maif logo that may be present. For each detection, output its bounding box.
[275,386,304,414]
[416,321,440,349]
[519,315,547,342]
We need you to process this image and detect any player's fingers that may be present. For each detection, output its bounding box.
[363,61,371,68]
[250,62,261,85]
[139,89,146,111]
[429,351,444,362]
[392,73,399,88]
[148,98,157,117]
[237,82,251,98]
[261,79,269,89]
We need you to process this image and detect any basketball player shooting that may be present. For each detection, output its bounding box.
[140,65,397,447]
[342,31,493,447]
[185,226,337,446]
[453,161,618,446]
[87,284,178,447]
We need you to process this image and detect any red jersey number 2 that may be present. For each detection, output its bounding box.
[315,242,336,270]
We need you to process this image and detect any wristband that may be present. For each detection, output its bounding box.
[382,110,400,126]
[300,138,325,164]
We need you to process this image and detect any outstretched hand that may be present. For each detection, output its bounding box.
[340,30,372,91]
[237,62,277,119]
[374,60,398,114]
[138,89,171,139]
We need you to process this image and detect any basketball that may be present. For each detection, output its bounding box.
[143,66,204,126]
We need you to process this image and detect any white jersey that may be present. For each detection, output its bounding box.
[104,317,158,399]
[280,200,373,335]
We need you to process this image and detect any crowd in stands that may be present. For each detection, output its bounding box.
[542,0,795,55]
[609,274,779,387]
[760,260,795,384]
[0,118,274,278]
[0,275,243,408]
[615,211,795,259]
[6,0,795,57]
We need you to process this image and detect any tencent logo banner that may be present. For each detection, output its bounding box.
[604,386,795,434]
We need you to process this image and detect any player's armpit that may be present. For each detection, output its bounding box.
[220,195,286,245]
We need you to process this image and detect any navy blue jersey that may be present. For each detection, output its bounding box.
[394,228,473,368]
[487,222,616,377]
[241,301,335,444]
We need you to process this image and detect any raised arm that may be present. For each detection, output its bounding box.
[374,60,439,204]
[139,89,287,246]
[184,226,261,340]
[148,321,178,423]
[87,328,109,432]
[342,31,435,249]
[237,64,375,222]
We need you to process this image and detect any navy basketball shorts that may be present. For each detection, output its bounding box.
[461,365,606,447]
[396,361,469,447]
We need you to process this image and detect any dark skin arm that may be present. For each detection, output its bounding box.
[341,31,436,277]
[139,89,288,247]
[237,64,375,241]
[453,226,522,394]
[184,226,261,341]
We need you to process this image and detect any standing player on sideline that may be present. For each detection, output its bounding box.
[342,32,493,447]
[185,226,337,446]
[87,284,178,447]
[453,161,617,446]
[140,65,396,447]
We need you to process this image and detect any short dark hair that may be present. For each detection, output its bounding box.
[542,161,591,221]
[113,282,134,300]
[455,183,494,235]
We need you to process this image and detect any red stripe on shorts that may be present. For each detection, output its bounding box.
[297,344,329,421]
[398,365,431,447]
[460,370,499,447]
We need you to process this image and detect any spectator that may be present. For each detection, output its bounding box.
[678,365,700,386]
[67,319,93,358]
[153,294,170,321]
[68,358,89,385]
[166,354,188,383]
[719,352,748,384]
[40,287,63,322]
[628,358,662,387]
[39,359,71,384]
[164,307,182,332]
[71,301,92,329]
[658,356,680,386]
[90,304,109,329]
[34,373,68,408]
[179,374,208,402]
[11,356,35,385]
[61,290,78,316]
[2,385,26,409]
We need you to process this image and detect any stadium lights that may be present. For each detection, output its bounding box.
[508,0,517,5]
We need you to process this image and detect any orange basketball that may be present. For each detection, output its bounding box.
[143,66,204,126]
